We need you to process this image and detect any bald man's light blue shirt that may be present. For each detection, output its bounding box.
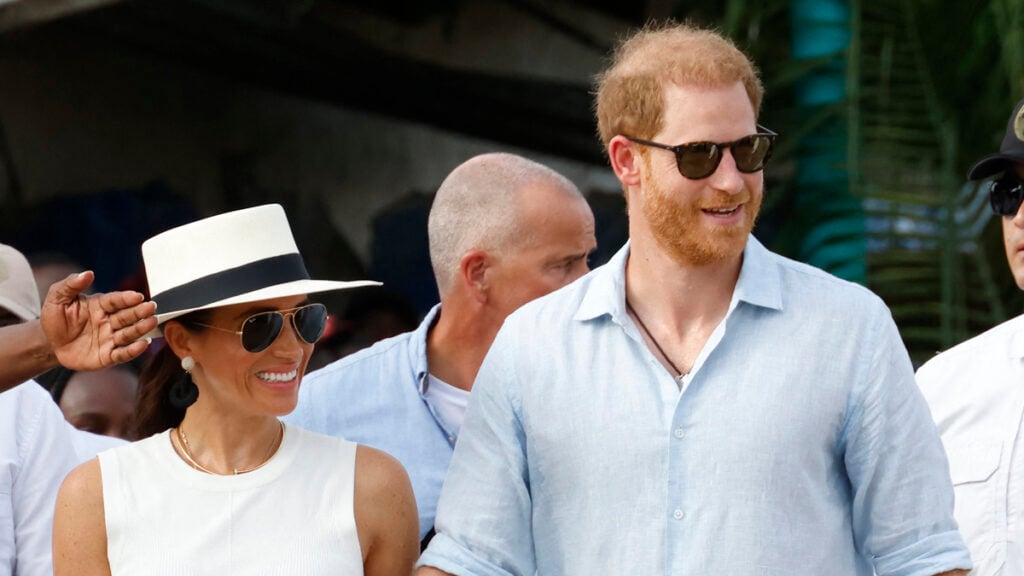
[284,305,452,540]
[419,237,970,576]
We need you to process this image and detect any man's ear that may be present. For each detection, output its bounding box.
[458,250,490,304]
[608,135,643,188]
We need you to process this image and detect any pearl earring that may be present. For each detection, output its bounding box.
[181,356,196,373]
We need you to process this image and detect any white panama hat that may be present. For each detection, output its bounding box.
[143,203,379,331]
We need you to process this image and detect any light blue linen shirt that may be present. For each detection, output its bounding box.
[284,305,453,541]
[419,238,971,576]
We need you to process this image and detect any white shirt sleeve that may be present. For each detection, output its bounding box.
[1,382,80,576]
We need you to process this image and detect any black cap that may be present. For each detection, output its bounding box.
[968,97,1024,180]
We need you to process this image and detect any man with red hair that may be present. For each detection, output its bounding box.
[417,23,969,576]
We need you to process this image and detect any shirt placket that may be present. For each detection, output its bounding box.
[665,391,690,573]
[662,317,730,572]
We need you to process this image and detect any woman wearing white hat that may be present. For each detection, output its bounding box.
[52,204,419,575]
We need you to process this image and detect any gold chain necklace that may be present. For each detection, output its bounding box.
[175,420,284,475]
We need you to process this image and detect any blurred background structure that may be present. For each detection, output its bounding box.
[0,0,1021,365]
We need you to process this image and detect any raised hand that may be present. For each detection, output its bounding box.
[41,271,158,370]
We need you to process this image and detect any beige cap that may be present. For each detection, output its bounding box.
[0,244,42,321]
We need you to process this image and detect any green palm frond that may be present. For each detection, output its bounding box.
[854,0,1021,364]
[686,0,1024,364]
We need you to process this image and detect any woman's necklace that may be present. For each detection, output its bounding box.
[626,298,687,383]
[176,420,284,475]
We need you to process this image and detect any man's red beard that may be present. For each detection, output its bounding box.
[638,154,762,267]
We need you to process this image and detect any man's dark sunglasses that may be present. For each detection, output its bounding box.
[194,303,328,353]
[626,125,778,180]
[990,174,1024,217]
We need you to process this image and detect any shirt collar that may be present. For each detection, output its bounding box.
[411,303,442,394]
[575,242,630,325]
[1008,319,1024,358]
[734,235,783,311]
[574,235,783,324]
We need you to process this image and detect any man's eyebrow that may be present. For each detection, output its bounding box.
[552,253,588,265]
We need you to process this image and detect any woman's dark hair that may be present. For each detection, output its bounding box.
[130,309,212,439]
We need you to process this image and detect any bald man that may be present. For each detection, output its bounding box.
[285,153,597,546]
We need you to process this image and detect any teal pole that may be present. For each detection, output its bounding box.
[790,0,866,283]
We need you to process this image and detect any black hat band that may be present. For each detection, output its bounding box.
[152,253,309,315]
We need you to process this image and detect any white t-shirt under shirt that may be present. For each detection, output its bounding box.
[98,424,363,575]
[424,374,471,436]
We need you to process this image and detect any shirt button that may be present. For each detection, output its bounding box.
[673,428,684,439]
[673,509,684,520]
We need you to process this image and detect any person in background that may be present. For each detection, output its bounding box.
[0,262,156,393]
[0,243,82,576]
[286,152,597,547]
[917,96,1024,576]
[2,245,138,440]
[53,204,418,575]
[2,242,131,456]
[1,243,140,574]
[36,363,139,441]
[417,23,969,576]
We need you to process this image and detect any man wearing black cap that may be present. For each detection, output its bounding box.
[917,96,1024,576]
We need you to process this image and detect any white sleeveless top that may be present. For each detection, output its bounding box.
[98,424,363,575]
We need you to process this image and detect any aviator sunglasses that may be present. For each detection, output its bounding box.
[626,125,778,180]
[989,173,1024,217]
[192,303,328,353]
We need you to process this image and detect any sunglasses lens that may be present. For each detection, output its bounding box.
[991,179,1024,216]
[733,135,774,173]
[676,142,720,179]
[293,304,328,344]
[241,312,283,353]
